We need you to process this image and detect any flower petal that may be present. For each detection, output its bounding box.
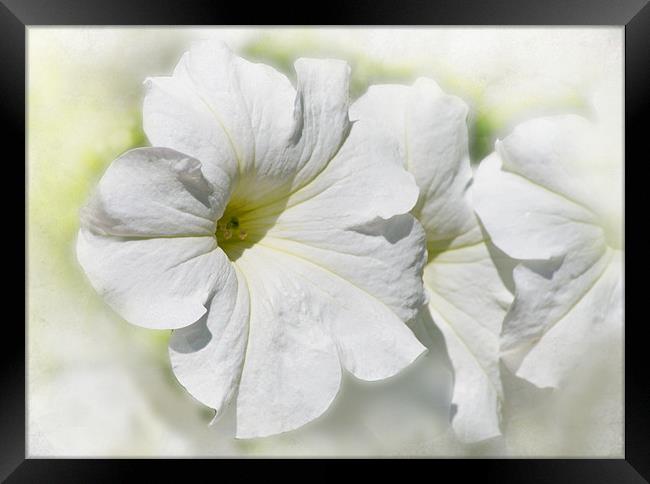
[353,78,514,442]
[512,251,622,388]
[251,232,426,381]
[473,152,602,261]
[501,235,608,353]
[502,245,620,388]
[284,57,352,187]
[261,214,426,325]
[259,118,418,228]
[349,84,409,156]
[142,74,241,185]
[77,231,227,330]
[162,41,295,175]
[234,243,425,438]
[494,115,620,230]
[475,115,623,389]
[227,116,425,439]
[424,241,513,442]
[351,79,476,245]
[80,147,226,238]
[169,263,249,418]
[143,41,352,205]
[256,119,425,323]
[234,249,342,438]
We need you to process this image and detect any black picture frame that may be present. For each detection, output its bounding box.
[4,0,648,480]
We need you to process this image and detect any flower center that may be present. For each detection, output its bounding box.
[214,177,294,261]
[216,215,247,243]
[214,201,277,261]
[216,210,256,261]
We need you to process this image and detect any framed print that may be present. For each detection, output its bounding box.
[3,0,649,480]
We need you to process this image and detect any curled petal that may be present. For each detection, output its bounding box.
[266,118,418,226]
[474,115,623,389]
[353,78,514,443]
[143,41,352,205]
[77,233,228,330]
[352,79,475,244]
[424,241,513,442]
[169,264,249,418]
[81,147,226,238]
[513,252,622,388]
[260,119,425,323]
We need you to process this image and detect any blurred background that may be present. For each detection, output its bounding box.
[27,27,623,457]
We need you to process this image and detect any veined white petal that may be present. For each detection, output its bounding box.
[502,246,621,388]
[255,237,426,380]
[513,251,622,388]
[495,115,621,240]
[349,84,409,158]
[142,75,241,185]
[424,241,513,442]
[352,79,475,244]
[474,115,623,389]
[76,232,227,330]
[473,152,602,261]
[262,214,427,324]
[276,57,352,189]
[230,56,353,207]
[234,249,342,439]
[258,118,425,323]
[144,41,352,206]
[169,264,249,418]
[80,147,226,238]
[353,78,514,443]
[262,118,418,227]
[234,244,425,438]
[427,242,513,341]
[173,41,296,174]
[501,236,608,355]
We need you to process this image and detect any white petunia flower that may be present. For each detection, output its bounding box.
[351,79,513,443]
[76,41,428,438]
[473,115,623,389]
